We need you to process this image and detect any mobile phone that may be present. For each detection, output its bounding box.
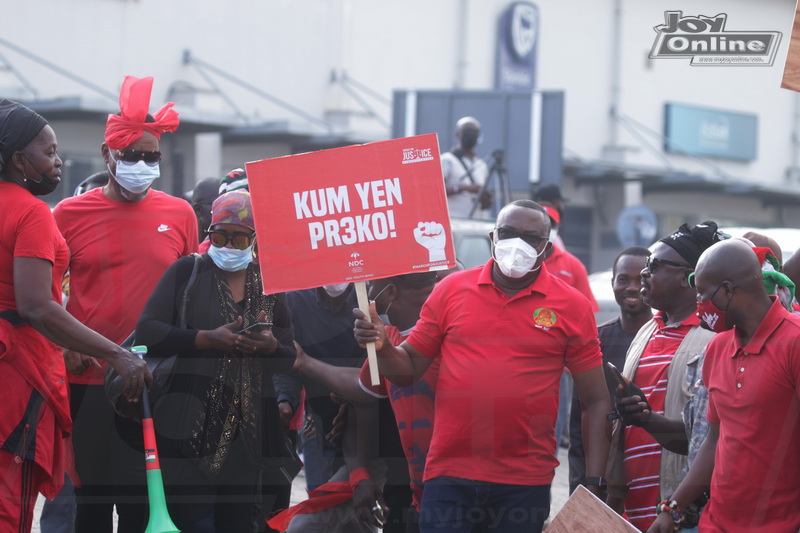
[604,361,652,425]
[603,362,634,398]
[605,361,649,398]
[236,322,273,335]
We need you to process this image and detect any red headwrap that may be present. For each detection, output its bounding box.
[104,76,180,150]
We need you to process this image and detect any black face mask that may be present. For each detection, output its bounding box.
[23,156,59,196]
[27,173,59,196]
[460,131,479,150]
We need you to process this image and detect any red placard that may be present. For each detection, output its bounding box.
[246,134,456,294]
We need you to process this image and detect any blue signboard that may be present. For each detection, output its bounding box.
[664,102,757,161]
[495,2,539,91]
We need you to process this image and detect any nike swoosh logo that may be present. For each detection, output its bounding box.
[157,225,171,232]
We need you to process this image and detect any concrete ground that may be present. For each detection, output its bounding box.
[32,448,571,531]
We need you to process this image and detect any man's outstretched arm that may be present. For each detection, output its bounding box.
[293,342,373,403]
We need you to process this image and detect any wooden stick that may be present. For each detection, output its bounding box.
[354,281,381,386]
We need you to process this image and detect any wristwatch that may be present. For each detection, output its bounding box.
[582,476,608,490]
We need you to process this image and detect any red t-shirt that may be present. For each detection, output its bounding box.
[406,261,601,485]
[545,246,599,312]
[623,311,698,530]
[701,297,800,532]
[359,326,438,510]
[0,182,69,309]
[53,188,197,384]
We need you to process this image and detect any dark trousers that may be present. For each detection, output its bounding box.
[70,384,147,533]
[419,476,550,533]
[162,436,288,533]
[405,506,421,533]
[379,481,413,533]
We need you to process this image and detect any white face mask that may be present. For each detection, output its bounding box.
[323,283,350,297]
[109,153,160,194]
[492,237,546,278]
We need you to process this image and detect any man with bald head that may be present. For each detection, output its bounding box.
[606,222,725,531]
[440,116,491,219]
[648,239,800,533]
[354,200,611,533]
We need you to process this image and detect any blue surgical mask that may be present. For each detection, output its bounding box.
[369,283,394,325]
[208,244,254,272]
[109,153,160,194]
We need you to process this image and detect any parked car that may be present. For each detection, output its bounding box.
[589,226,800,324]
[450,217,495,268]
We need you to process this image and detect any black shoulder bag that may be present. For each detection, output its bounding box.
[105,253,203,420]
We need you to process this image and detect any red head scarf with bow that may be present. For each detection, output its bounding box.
[104,76,180,150]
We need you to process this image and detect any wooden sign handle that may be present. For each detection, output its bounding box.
[354,281,381,386]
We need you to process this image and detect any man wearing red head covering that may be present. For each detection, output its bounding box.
[51,76,197,533]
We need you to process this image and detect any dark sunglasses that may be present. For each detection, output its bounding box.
[644,256,692,274]
[115,150,162,166]
[494,227,547,248]
[206,230,255,250]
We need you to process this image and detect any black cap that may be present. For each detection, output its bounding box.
[192,177,221,206]
[659,221,727,267]
[534,184,566,203]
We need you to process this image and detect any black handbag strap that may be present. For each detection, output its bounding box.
[120,253,203,348]
[177,253,203,329]
[453,152,478,185]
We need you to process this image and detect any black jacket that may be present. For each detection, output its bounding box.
[135,254,295,475]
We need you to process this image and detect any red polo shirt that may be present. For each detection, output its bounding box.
[701,297,800,532]
[406,260,601,485]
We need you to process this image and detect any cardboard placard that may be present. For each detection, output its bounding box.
[547,486,639,533]
[782,0,800,91]
[246,133,456,294]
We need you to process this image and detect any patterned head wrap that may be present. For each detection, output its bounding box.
[752,246,796,308]
[104,76,180,150]
[211,190,255,231]
[218,168,249,195]
[659,221,727,268]
[0,99,48,172]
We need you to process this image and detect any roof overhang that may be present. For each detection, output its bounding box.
[566,157,800,207]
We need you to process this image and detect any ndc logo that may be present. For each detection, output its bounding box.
[402,147,434,165]
[349,252,364,272]
[650,11,781,66]
[348,252,364,267]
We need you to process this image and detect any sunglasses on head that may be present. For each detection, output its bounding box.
[206,230,255,250]
[644,256,692,274]
[115,150,162,166]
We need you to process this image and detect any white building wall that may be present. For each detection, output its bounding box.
[1,0,797,193]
